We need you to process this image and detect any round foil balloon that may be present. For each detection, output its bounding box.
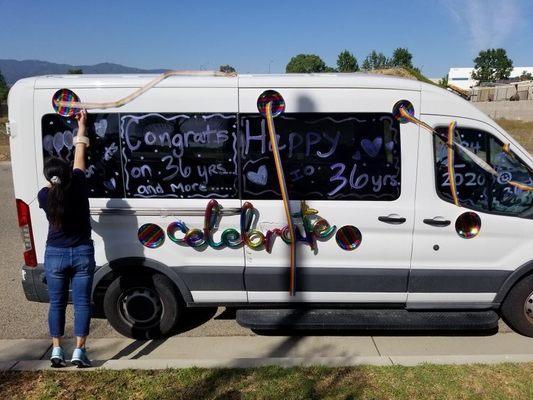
[335,225,362,250]
[257,90,285,117]
[455,212,481,239]
[138,223,165,248]
[392,100,415,124]
[52,89,81,117]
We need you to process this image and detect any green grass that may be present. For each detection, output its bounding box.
[370,66,438,86]
[1,363,533,400]
[404,66,438,86]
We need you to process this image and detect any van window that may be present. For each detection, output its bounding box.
[42,112,402,201]
[42,113,240,199]
[241,113,402,200]
[121,113,239,199]
[41,113,124,198]
[434,127,533,216]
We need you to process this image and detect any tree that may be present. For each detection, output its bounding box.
[519,70,533,81]
[219,64,236,74]
[286,54,327,73]
[336,50,358,72]
[361,51,389,71]
[0,70,8,103]
[390,47,413,69]
[68,68,83,74]
[471,48,513,83]
[438,74,449,88]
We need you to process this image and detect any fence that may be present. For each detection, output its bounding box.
[470,81,533,102]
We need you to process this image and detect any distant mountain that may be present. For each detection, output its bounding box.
[0,59,167,85]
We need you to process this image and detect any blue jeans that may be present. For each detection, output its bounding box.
[44,243,95,337]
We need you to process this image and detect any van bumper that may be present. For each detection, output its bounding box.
[21,264,49,303]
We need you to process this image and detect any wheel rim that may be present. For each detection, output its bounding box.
[119,287,163,326]
[524,290,533,324]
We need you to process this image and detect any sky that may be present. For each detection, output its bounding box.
[0,0,532,77]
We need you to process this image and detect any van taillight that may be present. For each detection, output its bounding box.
[16,199,37,267]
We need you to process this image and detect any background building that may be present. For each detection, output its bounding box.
[448,67,533,90]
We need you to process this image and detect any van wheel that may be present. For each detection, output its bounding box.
[500,274,533,338]
[103,273,182,339]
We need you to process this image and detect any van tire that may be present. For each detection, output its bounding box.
[500,273,533,338]
[103,273,182,339]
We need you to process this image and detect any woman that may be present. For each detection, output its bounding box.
[38,109,94,368]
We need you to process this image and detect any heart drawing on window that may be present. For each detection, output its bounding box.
[94,119,108,138]
[361,137,383,158]
[246,165,268,186]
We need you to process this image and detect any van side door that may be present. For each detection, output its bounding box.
[238,83,420,303]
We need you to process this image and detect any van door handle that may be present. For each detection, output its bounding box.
[378,215,406,225]
[423,218,451,227]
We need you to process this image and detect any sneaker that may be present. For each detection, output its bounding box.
[71,348,92,368]
[50,346,66,368]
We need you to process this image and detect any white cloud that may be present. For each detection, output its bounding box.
[440,0,524,51]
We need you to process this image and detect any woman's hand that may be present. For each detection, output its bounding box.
[73,109,88,172]
[75,110,88,136]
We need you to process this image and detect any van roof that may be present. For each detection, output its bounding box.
[33,72,423,91]
[240,74,422,90]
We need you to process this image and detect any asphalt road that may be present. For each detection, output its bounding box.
[0,163,249,339]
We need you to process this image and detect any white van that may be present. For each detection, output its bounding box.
[7,73,533,339]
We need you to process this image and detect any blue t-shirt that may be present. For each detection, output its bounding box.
[38,168,92,248]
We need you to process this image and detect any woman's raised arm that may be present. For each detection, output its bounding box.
[73,110,89,172]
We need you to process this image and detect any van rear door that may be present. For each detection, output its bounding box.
[238,79,420,303]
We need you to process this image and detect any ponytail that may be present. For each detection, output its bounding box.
[43,158,72,228]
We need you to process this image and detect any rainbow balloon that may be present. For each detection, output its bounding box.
[52,89,81,117]
[335,225,362,251]
[138,223,165,248]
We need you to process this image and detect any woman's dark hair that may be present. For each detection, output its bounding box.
[43,157,72,228]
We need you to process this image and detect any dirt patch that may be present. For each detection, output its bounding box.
[0,117,9,161]
[496,119,533,155]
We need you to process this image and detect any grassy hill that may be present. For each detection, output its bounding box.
[369,67,437,85]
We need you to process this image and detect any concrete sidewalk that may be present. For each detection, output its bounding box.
[1,331,533,370]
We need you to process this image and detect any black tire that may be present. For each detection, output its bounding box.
[500,273,533,338]
[103,273,183,339]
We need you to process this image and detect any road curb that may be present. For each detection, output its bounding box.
[4,354,533,371]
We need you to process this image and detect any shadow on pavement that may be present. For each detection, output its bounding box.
[173,307,218,335]
[252,327,500,337]
[214,308,236,320]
